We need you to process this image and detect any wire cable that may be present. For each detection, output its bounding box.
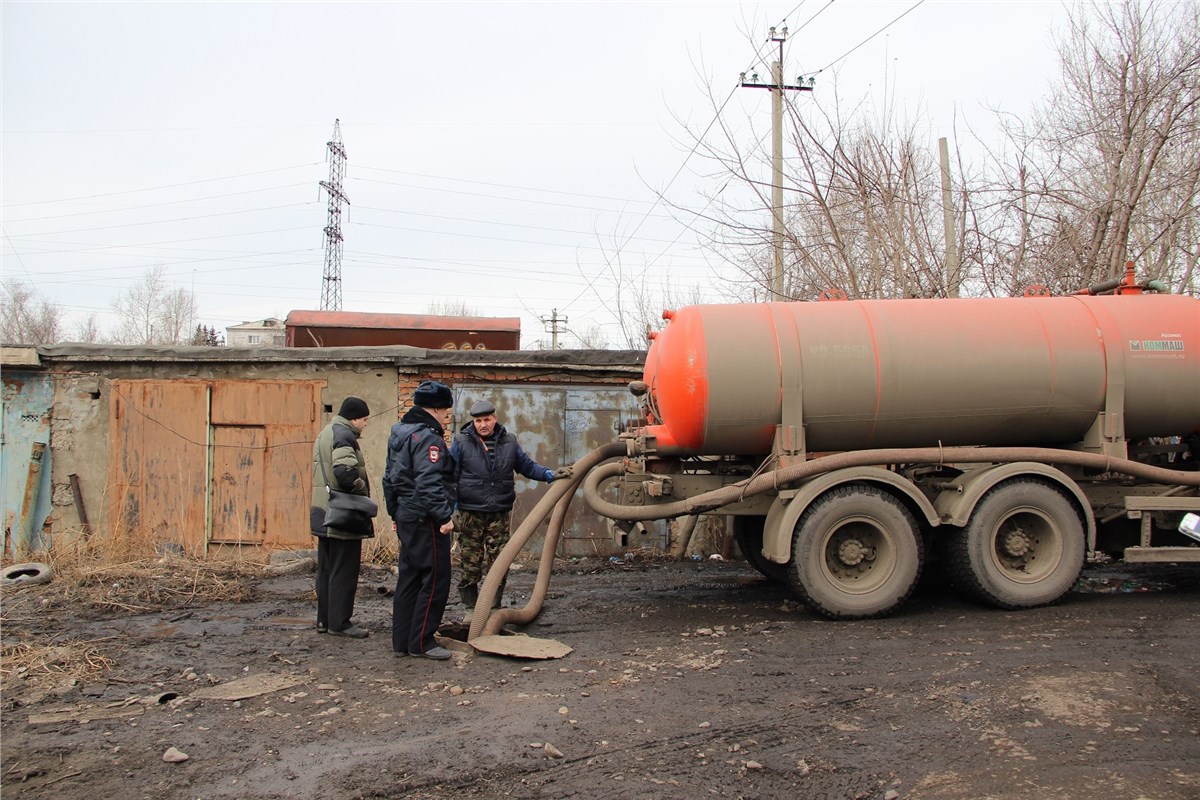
[3,203,316,238]
[7,183,313,223]
[2,164,320,208]
[353,165,660,206]
[562,8,803,315]
[813,0,928,74]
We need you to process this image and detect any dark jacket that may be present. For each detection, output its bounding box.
[383,406,456,526]
[310,416,375,539]
[450,420,553,513]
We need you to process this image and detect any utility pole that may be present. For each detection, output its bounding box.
[741,26,815,300]
[540,308,567,350]
[938,137,961,298]
[319,119,349,311]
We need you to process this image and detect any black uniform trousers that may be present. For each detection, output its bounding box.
[316,535,363,632]
[392,513,451,655]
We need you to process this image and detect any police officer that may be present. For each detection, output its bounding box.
[450,399,569,610]
[383,381,457,660]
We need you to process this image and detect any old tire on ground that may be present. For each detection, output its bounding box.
[788,484,923,619]
[943,478,1084,609]
[1,561,54,588]
[733,517,788,584]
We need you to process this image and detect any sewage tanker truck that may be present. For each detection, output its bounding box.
[581,271,1200,619]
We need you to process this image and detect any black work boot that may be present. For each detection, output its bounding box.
[491,577,507,609]
[459,583,479,609]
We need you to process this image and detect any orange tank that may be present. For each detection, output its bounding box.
[643,294,1200,455]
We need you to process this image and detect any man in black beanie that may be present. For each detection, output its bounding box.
[383,381,457,660]
[310,396,375,638]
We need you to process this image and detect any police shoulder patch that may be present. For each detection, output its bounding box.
[428,446,441,463]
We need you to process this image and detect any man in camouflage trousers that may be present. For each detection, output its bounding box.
[450,399,570,609]
[455,512,509,593]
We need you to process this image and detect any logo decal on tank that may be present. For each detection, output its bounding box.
[429,446,441,463]
[1130,340,1185,352]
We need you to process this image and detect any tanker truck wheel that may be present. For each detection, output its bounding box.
[788,485,923,619]
[943,478,1084,609]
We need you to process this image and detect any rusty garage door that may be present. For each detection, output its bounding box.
[109,380,322,555]
[452,383,648,555]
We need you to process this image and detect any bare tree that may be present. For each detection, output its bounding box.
[564,322,612,349]
[984,2,1200,294]
[425,299,480,317]
[160,286,197,345]
[112,265,197,345]
[585,227,713,350]
[664,3,1197,303]
[0,279,64,344]
[677,75,964,302]
[72,313,105,344]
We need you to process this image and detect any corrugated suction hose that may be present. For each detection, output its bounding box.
[582,446,1200,522]
[470,443,1200,642]
[468,443,625,641]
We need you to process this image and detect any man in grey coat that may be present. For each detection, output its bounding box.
[310,396,375,639]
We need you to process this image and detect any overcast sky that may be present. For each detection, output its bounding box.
[2,0,1066,348]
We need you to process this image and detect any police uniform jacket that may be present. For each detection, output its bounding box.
[383,406,456,526]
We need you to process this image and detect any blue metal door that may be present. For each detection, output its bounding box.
[1,371,54,557]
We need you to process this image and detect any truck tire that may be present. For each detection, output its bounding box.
[733,517,788,584]
[787,485,923,619]
[943,478,1084,609]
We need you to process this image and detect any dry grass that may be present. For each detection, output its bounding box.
[51,557,260,613]
[1,548,265,694]
[0,640,115,694]
[2,523,265,614]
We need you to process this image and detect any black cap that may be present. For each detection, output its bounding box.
[413,380,453,409]
[337,396,370,420]
[469,400,496,417]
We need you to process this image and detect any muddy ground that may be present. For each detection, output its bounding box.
[2,555,1198,800]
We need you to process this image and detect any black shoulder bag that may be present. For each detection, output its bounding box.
[318,448,379,531]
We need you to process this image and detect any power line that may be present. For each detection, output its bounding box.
[0,226,316,255]
[2,203,316,238]
[5,183,312,223]
[350,221,701,256]
[813,0,928,74]
[1,164,320,208]
[560,12,798,315]
[26,250,317,281]
[354,165,661,205]
[351,177,671,216]
[793,0,838,36]
[352,205,682,241]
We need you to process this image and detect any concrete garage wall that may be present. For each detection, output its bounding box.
[36,345,406,560]
[18,344,644,562]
